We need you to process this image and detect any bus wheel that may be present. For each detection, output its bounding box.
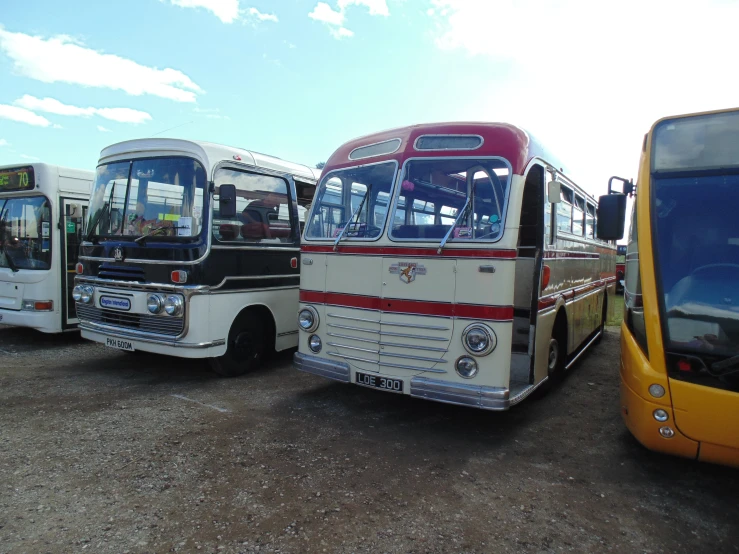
[209,315,265,377]
[547,316,567,383]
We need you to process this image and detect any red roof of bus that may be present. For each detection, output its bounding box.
[322,122,553,175]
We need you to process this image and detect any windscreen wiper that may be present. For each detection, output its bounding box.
[84,203,108,244]
[134,225,187,244]
[712,354,739,373]
[1,241,19,273]
[333,188,369,251]
[437,197,472,254]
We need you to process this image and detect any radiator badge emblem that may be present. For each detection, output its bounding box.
[113,247,124,262]
[389,262,427,284]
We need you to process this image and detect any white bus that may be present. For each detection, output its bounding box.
[295,122,616,409]
[74,139,319,376]
[0,164,93,332]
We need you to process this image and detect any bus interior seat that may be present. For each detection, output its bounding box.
[241,222,270,240]
[219,224,240,241]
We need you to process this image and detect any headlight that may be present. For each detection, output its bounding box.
[147,293,165,314]
[455,356,478,379]
[309,334,322,353]
[72,285,83,302]
[298,306,319,332]
[80,286,94,304]
[164,295,183,316]
[462,323,496,356]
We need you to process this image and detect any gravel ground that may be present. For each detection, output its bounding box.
[0,324,738,554]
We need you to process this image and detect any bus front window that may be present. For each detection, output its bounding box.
[87,158,206,240]
[389,158,510,241]
[653,174,739,375]
[0,196,52,270]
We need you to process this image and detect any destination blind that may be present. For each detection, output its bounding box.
[0,166,35,192]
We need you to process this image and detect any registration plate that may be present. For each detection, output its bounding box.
[105,337,135,352]
[355,371,403,393]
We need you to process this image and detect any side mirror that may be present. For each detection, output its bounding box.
[547,180,562,204]
[66,203,83,218]
[218,184,237,219]
[596,193,627,240]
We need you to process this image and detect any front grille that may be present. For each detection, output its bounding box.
[77,304,184,336]
[325,309,453,373]
[97,264,146,282]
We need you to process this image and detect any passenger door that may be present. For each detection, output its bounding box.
[60,198,87,329]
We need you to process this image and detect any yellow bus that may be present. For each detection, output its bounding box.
[598,108,739,467]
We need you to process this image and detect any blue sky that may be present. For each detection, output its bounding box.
[1,0,738,199]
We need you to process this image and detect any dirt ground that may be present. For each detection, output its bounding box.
[0,324,738,554]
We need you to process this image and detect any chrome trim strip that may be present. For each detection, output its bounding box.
[210,285,298,295]
[293,352,351,383]
[509,377,549,406]
[80,322,224,349]
[211,245,300,252]
[327,313,380,324]
[75,276,208,296]
[327,323,380,334]
[379,330,448,341]
[327,332,379,344]
[326,342,379,354]
[380,340,447,352]
[565,329,602,370]
[380,351,447,363]
[410,377,509,410]
[327,351,379,365]
[378,320,450,330]
[379,362,446,373]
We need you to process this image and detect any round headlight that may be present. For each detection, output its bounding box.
[164,295,183,316]
[653,409,669,422]
[298,306,319,332]
[462,324,496,356]
[147,294,165,314]
[72,285,83,302]
[80,286,94,304]
[309,334,322,353]
[456,356,479,379]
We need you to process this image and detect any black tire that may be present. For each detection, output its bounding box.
[534,315,566,398]
[208,314,265,377]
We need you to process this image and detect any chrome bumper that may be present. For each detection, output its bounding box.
[294,352,510,410]
[410,377,510,410]
[79,321,225,349]
[294,352,351,383]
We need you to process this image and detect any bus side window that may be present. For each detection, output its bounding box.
[585,203,595,239]
[573,194,585,236]
[557,186,573,234]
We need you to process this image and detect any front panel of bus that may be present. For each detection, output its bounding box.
[75,153,303,358]
[621,110,739,465]
[0,164,63,333]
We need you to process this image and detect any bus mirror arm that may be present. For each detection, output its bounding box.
[608,176,635,197]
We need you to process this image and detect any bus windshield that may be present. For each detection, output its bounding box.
[0,196,52,270]
[87,157,206,239]
[305,161,396,240]
[390,158,510,241]
[653,173,739,360]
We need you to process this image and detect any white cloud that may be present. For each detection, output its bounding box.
[15,95,152,124]
[0,28,203,103]
[309,0,388,38]
[193,107,231,120]
[309,2,345,26]
[247,7,278,22]
[97,126,112,132]
[0,139,9,147]
[0,104,51,127]
[19,154,40,161]
[166,0,240,23]
[428,0,739,195]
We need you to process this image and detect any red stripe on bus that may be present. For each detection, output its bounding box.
[301,244,517,259]
[300,290,513,321]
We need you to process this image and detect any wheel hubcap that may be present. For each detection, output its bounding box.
[548,340,559,373]
[233,332,257,360]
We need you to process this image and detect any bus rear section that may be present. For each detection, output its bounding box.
[295,123,615,410]
[601,109,739,467]
[0,164,91,333]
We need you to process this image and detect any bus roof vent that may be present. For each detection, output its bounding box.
[414,135,483,151]
[348,138,402,161]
